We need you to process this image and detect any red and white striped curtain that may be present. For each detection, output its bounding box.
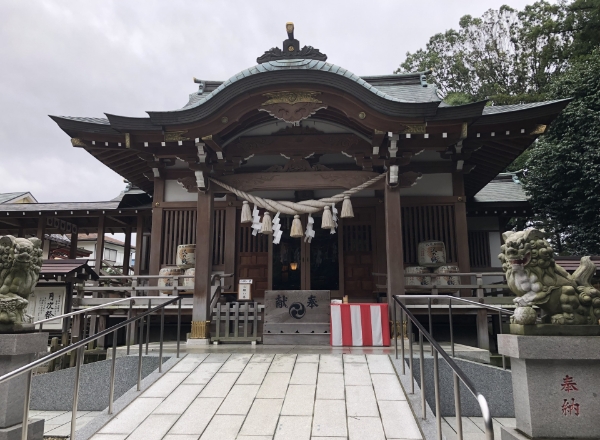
[330,303,391,347]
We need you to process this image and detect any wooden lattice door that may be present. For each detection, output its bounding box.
[236,223,269,300]
[342,207,377,302]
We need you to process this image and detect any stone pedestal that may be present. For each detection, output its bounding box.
[0,333,48,440]
[263,290,331,345]
[498,334,600,439]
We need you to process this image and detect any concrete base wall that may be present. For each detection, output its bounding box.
[30,356,168,411]
[407,356,513,417]
[0,419,44,440]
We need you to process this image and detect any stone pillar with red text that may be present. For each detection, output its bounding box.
[498,334,600,439]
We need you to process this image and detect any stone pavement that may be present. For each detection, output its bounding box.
[90,353,422,440]
[29,410,102,436]
[442,416,516,439]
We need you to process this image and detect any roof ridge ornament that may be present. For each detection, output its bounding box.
[257,22,327,64]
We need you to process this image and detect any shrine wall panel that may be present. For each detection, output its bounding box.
[468,230,491,268]
[160,208,227,269]
[399,174,453,196]
[342,207,377,301]
[401,205,458,265]
[467,216,500,231]
[164,179,197,202]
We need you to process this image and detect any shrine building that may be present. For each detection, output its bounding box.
[47,23,568,342]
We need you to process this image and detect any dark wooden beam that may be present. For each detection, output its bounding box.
[202,135,224,153]
[192,188,215,330]
[95,215,106,275]
[134,213,144,275]
[123,226,132,275]
[148,177,165,278]
[224,205,237,279]
[384,181,405,315]
[225,133,371,158]
[452,174,471,294]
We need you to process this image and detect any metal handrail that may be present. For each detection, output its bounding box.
[0,295,183,440]
[35,297,137,327]
[396,295,514,314]
[392,295,495,440]
[396,294,513,368]
[374,272,507,277]
[373,272,510,296]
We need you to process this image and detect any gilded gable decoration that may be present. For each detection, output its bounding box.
[259,91,327,124]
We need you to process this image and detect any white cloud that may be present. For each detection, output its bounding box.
[0,0,552,202]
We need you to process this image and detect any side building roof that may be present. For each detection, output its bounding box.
[473,174,528,203]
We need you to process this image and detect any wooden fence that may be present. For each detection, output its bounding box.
[212,302,264,344]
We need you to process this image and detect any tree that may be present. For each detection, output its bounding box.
[397,1,574,104]
[397,1,600,254]
[522,49,600,255]
[568,0,600,57]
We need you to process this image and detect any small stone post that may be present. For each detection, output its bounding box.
[0,333,48,440]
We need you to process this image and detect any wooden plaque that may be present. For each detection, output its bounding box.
[238,279,253,301]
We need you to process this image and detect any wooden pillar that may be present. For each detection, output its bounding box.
[94,215,106,275]
[384,183,405,314]
[134,214,144,275]
[149,177,165,277]
[337,219,345,298]
[69,231,78,259]
[36,216,45,240]
[96,313,107,349]
[129,214,145,345]
[223,205,237,283]
[190,189,214,339]
[90,215,106,344]
[36,216,46,257]
[123,226,132,275]
[454,174,487,347]
[453,173,471,294]
[453,173,470,275]
[375,201,387,293]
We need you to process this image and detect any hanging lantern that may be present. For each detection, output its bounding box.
[241,201,252,223]
[290,215,304,238]
[260,211,273,234]
[341,196,354,218]
[321,206,334,229]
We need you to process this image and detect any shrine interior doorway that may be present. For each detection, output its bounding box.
[236,204,382,303]
[272,214,340,294]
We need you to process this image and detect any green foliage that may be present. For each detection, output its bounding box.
[522,49,600,254]
[397,0,600,255]
[397,1,575,103]
[443,92,478,105]
[505,149,531,172]
[568,0,600,56]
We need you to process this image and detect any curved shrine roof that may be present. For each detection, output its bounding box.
[50,62,569,133]
[48,24,572,198]
[180,61,440,111]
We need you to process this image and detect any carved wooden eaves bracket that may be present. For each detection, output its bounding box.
[439,140,477,173]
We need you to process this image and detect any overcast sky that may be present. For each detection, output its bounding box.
[1,0,546,203]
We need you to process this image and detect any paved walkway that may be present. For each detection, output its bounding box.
[30,410,101,436]
[90,353,422,440]
[442,416,515,439]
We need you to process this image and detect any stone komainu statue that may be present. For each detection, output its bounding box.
[0,235,43,326]
[499,229,600,325]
